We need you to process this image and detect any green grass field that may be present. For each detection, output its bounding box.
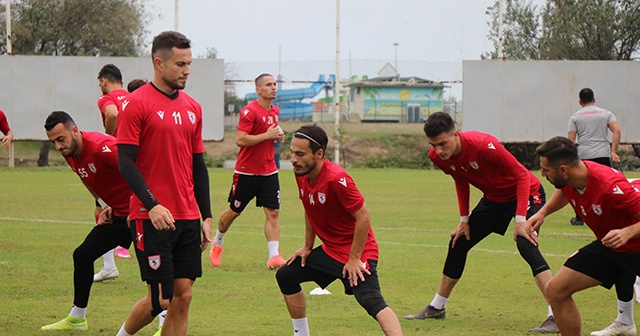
[1,167,638,335]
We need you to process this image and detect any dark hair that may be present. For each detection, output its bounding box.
[293,124,328,155]
[151,31,191,60]
[423,111,455,138]
[44,111,76,131]
[255,73,274,86]
[579,88,594,103]
[535,136,580,168]
[127,78,148,92]
[97,64,123,84]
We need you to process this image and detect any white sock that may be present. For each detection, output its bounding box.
[69,306,87,319]
[158,310,166,327]
[214,229,226,247]
[616,299,634,326]
[102,249,116,270]
[547,305,553,317]
[430,293,448,310]
[268,241,280,258]
[292,317,309,336]
[116,324,134,336]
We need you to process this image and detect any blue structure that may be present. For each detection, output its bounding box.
[245,75,334,120]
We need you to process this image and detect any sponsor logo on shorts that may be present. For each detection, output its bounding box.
[148,255,161,270]
[234,200,242,208]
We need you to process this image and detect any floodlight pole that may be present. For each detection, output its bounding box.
[393,42,399,73]
[334,0,341,164]
[174,0,179,31]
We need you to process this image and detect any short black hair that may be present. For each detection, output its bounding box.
[151,31,191,60]
[255,73,274,86]
[293,124,328,155]
[423,111,455,138]
[579,88,594,103]
[536,136,580,168]
[127,78,148,92]
[44,111,76,131]
[97,64,123,84]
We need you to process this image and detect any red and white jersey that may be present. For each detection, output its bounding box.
[429,131,542,217]
[116,83,205,220]
[97,89,129,136]
[295,159,379,264]
[65,132,130,217]
[235,100,279,175]
[0,109,10,134]
[561,161,640,253]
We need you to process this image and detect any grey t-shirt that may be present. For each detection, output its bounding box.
[568,105,616,159]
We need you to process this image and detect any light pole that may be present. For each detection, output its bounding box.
[393,42,399,74]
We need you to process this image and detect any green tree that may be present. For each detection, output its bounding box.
[485,0,640,61]
[1,0,148,56]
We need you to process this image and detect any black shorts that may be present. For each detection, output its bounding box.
[469,186,546,236]
[82,215,132,252]
[280,246,381,296]
[227,173,280,212]
[564,240,640,289]
[130,219,202,282]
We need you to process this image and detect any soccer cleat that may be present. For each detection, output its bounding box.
[570,217,584,226]
[528,316,559,333]
[115,246,131,258]
[93,267,119,282]
[41,315,87,331]
[404,305,446,320]
[590,321,636,336]
[153,326,162,336]
[209,245,223,267]
[267,252,287,269]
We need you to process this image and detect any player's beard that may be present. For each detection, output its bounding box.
[165,76,187,91]
[61,136,79,157]
[547,176,568,189]
[294,161,317,176]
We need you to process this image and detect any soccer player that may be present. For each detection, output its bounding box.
[524,136,640,336]
[276,124,403,336]
[0,108,13,148]
[210,73,286,269]
[404,112,556,333]
[127,78,148,93]
[40,111,133,331]
[94,64,132,282]
[115,31,212,336]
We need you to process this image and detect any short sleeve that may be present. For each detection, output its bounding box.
[115,99,143,146]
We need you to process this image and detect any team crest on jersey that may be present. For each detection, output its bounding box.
[88,163,96,173]
[101,145,111,153]
[487,142,496,150]
[187,111,196,124]
[148,255,161,270]
[234,200,242,208]
[592,204,602,216]
[470,161,479,170]
[318,192,326,204]
[156,111,165,120]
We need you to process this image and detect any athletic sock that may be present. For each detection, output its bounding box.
[116,324,134,336]
[616,299,634,326]
[430,293,448,310]
[291,317,309,336]
[69,306,87,319]
[547,305,553,317]
[103,249,116,270]
[268,241,280,259]
[158,310,166,327]
[214,229,226,247]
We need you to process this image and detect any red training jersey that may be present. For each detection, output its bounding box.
[561,161,640,253]
[429,131,542,217]
[295,158,379,264]
[235,100,280,175]
[64,132,131,217]
[116,83,205,220]
[0,109,10,134]
[97,89,129,136]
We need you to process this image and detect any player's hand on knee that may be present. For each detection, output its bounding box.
[97,207,114,225]
[451,221,470,248]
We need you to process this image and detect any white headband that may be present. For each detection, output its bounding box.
[295,132,323,148]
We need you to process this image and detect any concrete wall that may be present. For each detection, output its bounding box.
[1,55,224,141]
[463,60,640,142]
